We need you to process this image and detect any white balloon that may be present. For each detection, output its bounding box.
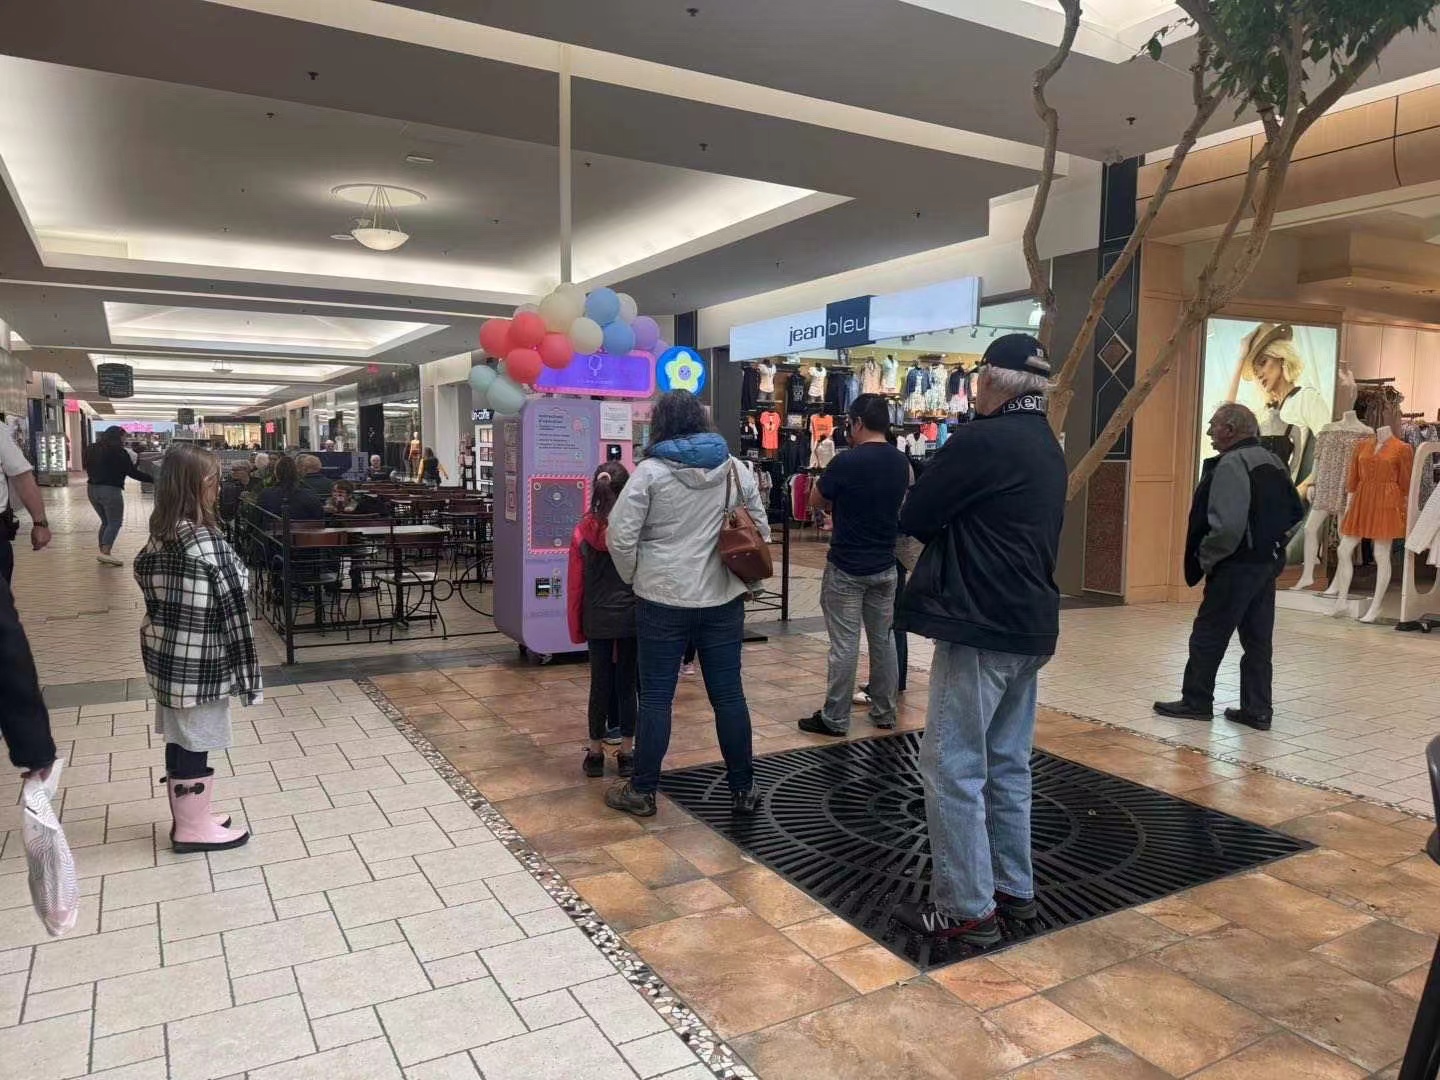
[513,303,539,317]
[570,316,604,355]
[617,292,638,323]
[539,289,581,333]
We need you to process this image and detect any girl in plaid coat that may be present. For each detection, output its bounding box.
[135,443,259,853]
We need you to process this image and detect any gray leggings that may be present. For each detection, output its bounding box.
[87,484,126,548]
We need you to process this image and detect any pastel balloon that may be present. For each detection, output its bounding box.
[488,375,527,415]
[584,287,620,326]
[601,320,636,356]
[539,290,580,332]
[504,346,543,384]
[478,318,512,357]
[513,303,539,317]
[469,364,498,393]
[570,316,604,355]
[630,316,660,352]
[617,293,638,323]
[539,332,573,369]
[652,339,669,357]
[470,384,489,410]
[509,311,546,349]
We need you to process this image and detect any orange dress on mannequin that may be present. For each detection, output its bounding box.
[1340,436,1413,540]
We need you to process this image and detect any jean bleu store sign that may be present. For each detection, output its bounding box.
[728,277,980,361]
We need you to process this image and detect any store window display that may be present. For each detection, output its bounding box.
[1326,426,1414,623]
[1291,411,1372,591]
[1228,324,1332,498]
[880,354,900,394]
[807,363,827,402]
[861,358,881,395]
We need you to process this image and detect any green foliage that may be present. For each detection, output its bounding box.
[1146,0,1438,118]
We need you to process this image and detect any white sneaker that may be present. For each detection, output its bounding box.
[853,689,872,706]
[97,554,124,567]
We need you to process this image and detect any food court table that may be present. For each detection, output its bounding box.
[313,524,450,624]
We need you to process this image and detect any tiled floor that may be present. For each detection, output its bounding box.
[0,680,722,1080]
[7,480,1440,1078]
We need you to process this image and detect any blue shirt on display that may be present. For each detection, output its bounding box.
[817,441,910,576]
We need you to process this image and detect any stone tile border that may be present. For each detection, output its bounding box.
[357,677,758,1080]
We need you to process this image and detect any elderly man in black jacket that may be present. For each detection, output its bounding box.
[891,334,1066,949]
[1155,403,1303,732]
[1,578,57,778]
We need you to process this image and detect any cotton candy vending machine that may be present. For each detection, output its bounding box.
[491,397,637,661]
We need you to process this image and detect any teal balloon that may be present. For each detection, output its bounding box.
[469,364,498,394]
[488,375,528,416]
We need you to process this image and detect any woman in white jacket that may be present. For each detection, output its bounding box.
[604,391,771,817]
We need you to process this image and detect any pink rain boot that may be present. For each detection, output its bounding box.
[160,778,233,836]
[167,771,249,853]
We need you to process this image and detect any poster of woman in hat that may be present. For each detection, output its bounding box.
[1200,318,1337,501]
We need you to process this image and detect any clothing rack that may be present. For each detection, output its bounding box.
[1399,440,1440,631]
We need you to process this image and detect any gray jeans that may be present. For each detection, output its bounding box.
[87,484,126,549]
[820,563,898,730]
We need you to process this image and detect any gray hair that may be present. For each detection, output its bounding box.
[370,454,382,466]
[1211,402,1259,439]
[296,453,322,475]
[253,452,270,469]
[980,366,1052,401]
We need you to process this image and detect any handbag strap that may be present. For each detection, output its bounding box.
[725,460,739,511]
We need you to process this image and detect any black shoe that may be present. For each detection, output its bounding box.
[605,781,656,818]
[891,902,1003,947]
[798,712,847,737]
[870,714,897,730]
[616,751,635,778]
[995,891,1038,921]
[731,789,760,814]
[582,750,605,778]
[1224,708,1273,732]
[1153,699,1213,721]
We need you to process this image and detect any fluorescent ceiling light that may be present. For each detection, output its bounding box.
[132,380,284,395]
[896,0,1187,61]
[90,355,355,381]
[102,303,440,358]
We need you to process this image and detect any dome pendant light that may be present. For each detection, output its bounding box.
[350,185,410,251]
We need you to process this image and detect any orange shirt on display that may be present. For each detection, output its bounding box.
[760,411,781,451]
[811,415,835,442]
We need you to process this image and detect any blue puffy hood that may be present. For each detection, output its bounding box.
[648,433,730,469]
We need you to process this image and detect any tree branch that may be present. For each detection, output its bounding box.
[1020,0,1082,354]
[1174,0,1237,66]
[1047,40,1223,435]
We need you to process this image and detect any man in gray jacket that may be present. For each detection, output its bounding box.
[1155,404,1303,731]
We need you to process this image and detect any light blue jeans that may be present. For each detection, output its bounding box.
[920,641,1051,920]
[87,484,126,549]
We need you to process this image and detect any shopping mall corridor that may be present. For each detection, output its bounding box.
[3,484,1439,1080]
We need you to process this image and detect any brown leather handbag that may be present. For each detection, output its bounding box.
[718,462,774,584]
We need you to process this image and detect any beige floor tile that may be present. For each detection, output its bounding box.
[30,924,159,993]
[378,978,525,1066]
[985,994,1098,1058]
[166,993,316,1080]
[293,941,429,1018]
[159,882,274,941]
[1183,872,1373,949]
[398,899,524,961]
[479,927,618,1002]
[0,1011,92,1080]
[326,873,443,928]
[990,909,1183,990]
[996,1036,1172,1079]
[95,956,231,1036]
[820,943,917,993]
[248,1036,402,1080]
[1187,1031,1368,1079]
[469,1016,632,1080]
[1312,919,1439,985]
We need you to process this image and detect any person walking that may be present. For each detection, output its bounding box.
[420,448,448,488]
[1154,403,1303,731]
[604,390,770,817]
[799,393,910,735]
[0,575,57,780]
[86,426,154,567]
[0,421,51,583]
[135,443,259,854]
[891,334,1066,948]
[567,462,638,779]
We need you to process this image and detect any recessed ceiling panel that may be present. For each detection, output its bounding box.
[102,303,439,357]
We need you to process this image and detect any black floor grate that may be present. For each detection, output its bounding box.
[659,732,1312,969]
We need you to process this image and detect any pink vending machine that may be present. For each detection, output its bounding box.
[491,398,635,661]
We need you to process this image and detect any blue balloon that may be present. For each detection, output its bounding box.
[601,319,636,356]
[488,375,528,416]
[584,287,621,326]
[469,364,498,393]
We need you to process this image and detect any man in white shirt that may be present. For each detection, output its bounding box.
[0,422,51,583]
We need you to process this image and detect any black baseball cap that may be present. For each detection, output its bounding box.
[982,333,1051,375]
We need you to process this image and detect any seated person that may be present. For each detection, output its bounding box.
[366,454,390,482]
[258,456,326,525]
[296,453,334,497]
[326,479,390,518]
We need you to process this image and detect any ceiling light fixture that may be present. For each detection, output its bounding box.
[338,185,416,252]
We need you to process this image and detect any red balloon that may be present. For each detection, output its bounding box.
[510,311,546,349]
[539,332,573,370]
[478,318,512,357]
[505,347,543,385]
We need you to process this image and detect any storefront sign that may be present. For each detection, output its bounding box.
[655,346,708,394]
[729,276,980,361]
[472,408,495,423]
[534,351,655,399]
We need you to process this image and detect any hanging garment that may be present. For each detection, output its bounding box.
[811,436,836,470]
[910,433,929,458]
[947,367,965,397]
[740,421,760,455]
[785,371,808,411]
[790,472,811,519]
[903,366,931,397]
[757,362,777,397]
[1341,436,1414,540]
[740,366,760,413]
[808,366,827,401]
[1310,427,1371,515]
[780,431,810,475]
[1406,482,1440,567]
[881,356,900,393]
[759,411,781,452]
[810,414,835,443]
[861,359,882,395]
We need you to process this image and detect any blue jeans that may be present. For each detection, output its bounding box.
[87,484,126,549]
[633,596,753,795]
[921,641,1050,920]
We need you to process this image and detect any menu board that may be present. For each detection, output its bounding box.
[96,363,134,399]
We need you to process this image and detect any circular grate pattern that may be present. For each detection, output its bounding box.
[660,732,1311,969]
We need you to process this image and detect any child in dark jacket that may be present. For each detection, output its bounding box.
[567,462,637,778]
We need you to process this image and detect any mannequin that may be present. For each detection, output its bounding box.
[807,363,827,402]
[880,354,900,394]
[407,432,422,481]
[1291,410,1372,591]
[757,361,777,398]
[861,358,881,395]
[1326,425,1414,622]
[810,435,835,470]
[1334,358,1357,418]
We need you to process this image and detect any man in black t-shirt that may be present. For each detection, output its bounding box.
[800,394,910,735]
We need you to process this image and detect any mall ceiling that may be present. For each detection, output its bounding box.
[2,0,1439,417]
